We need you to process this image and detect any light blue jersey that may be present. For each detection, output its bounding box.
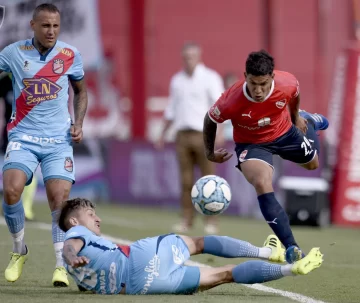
[0,39,84,137]
[64,226,129,294]
[0,39,84,184]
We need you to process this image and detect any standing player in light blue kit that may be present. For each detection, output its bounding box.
[59,198,323,295]
[0,3,88,286]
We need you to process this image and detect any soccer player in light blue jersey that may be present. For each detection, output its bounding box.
[0,3,88,286]
[59,198,323,295]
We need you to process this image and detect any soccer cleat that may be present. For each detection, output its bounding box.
[285,245,304,263]
[299,110,329,131]
[52,266,69,287]
[5,247,29,282]
[263,234,285,263]
[291,247,323,275]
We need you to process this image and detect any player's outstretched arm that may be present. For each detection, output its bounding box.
[70,79,88,143]
[203,113,233,163]
[63,238,89,268]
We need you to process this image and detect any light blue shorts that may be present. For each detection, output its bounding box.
[2,132,75,185]
[126,234,200,295]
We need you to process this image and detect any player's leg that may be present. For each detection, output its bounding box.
[179,234,284,263]
[236,146,301,257]
[2,141,39,282]
[198,247,323,291]
[192,131,218,234]
[173,131,196,232]
[41,145,74,287]
[297,110,329,170]
[22,175,37,221]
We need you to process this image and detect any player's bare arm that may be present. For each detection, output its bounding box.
[288,93,308,134]
[63,238,89,268]
[203,113,233,163]
[70,78,88,143]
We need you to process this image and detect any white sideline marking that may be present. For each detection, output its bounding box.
[0,218,326,303]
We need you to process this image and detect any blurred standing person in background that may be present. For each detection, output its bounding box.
[156,42,225,234]
[0,73,37,221]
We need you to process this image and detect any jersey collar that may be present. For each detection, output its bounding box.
[32,38,57,62]
[243,80,275,103]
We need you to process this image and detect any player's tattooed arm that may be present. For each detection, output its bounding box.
[71,79,88,127]
[63,239,89,268]
[203,113,217,159]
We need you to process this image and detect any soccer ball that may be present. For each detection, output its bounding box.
[191,175,231,216]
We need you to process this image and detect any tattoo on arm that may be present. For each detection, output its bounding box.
[203,113,217,158]
[71,79,88,127]
[63,244,78,265]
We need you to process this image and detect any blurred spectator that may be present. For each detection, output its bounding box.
[156,42,225,234]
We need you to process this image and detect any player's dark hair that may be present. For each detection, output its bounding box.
[33,3,60,20]
[58,198,96,232]
[245,50,274,76]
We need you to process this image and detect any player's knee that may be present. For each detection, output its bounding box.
[3,183,23,204]
[250,177,272,194]
[303,159,319,170]
[193,237,204,254]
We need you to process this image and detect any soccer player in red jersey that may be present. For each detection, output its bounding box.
[203,50,329,263]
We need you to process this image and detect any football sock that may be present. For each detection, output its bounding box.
[232,261,294,284]
[51,210,65,267]
[258,192,299,249]
[203,236,271,259]
[3,199,27,254]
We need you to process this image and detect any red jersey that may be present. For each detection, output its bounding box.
[208,70,299,144]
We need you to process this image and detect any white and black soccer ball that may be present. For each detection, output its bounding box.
[191,175,231,216]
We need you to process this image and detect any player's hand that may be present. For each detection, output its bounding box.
[71,124,83,143]
[70,256,90,268]
[207,148,233,163]
[295,116,308,134]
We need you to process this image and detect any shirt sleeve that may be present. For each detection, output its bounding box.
[69,50,85,81]
[164,77,176,120]
[208,90,230,124]
[290,79,300,99]
[207,71,225,107]
[0,45,13,73]
[65,225,92,246]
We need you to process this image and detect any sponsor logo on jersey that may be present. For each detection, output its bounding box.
[64,157,74,172]
[276,100,286,109]
[23,60,30,71]
[171,245,185,265]
[55,47,74,57]
[239,150,248,162]
[141,254,160,294]
[22,78,62,105]
[19,45,35,51]
[53,59,64,74]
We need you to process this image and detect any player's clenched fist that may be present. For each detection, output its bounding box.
[69,256,90,268]
[71,124,83,143]
[206,148,233,163]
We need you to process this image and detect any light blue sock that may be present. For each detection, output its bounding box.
[204,236,260,258]
[3,199,27,254]
[232,261,285,284]
[51,210,65,267]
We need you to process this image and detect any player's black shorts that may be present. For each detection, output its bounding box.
[235,125,317,170]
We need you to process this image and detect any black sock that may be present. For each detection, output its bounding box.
[258,192,299,249]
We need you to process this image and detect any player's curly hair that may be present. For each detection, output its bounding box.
[33,3,60,20]
[245,50,274,76]
[58,198,96,232]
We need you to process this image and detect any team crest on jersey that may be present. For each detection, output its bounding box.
[239,150,248,162]
[0,6,5,30]
[64,157,73,172]
[275,100,286,109]
[53,59,64,74]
